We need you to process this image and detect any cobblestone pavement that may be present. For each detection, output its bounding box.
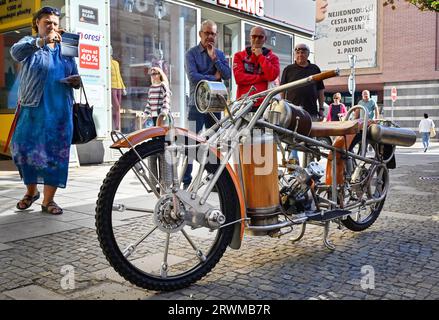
[0,144,438,300]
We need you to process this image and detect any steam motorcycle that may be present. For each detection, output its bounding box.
[95,70,416,291]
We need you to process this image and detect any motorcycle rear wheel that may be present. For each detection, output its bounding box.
[95,138,238,291]
[341,133,388,232]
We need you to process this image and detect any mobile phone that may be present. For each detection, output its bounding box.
[59,75,81,84]
[61,32,80,57]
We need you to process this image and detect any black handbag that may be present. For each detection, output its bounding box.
[72,83,97,144]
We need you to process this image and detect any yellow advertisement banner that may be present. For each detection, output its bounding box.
[0,0,40,33]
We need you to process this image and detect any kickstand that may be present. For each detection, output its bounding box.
[290,223,306,243]
[323,221,335,251]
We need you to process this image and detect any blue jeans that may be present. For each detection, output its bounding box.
[182,108,220,185]
[422,132,430,149]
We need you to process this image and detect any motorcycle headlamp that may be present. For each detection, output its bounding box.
[195,80,229,113]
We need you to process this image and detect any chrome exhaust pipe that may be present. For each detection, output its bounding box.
[368,124,416,147]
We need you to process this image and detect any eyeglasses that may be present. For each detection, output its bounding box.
[39,6,60,17]
[251,34,265,40]
[202,31,217,37]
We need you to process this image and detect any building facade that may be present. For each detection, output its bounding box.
[315,0,439,137]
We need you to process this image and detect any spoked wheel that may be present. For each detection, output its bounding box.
[96,138,239,291]
[316,136,332,147]
[341,134,389,231]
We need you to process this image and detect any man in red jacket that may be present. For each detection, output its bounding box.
[233,26,280,107]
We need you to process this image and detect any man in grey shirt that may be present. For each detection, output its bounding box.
[356,90,380,120]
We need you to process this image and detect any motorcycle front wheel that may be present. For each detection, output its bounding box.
[95,138,239,291]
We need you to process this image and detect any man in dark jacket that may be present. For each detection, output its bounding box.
[233,26,280,107]
[280,43,325,120]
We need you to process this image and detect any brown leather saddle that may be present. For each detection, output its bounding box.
[309,120,361,137]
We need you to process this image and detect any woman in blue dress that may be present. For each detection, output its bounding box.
[11,6,81,215]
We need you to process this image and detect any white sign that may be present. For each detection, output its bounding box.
[315,0,377,71]
[348,74,355,95]
[69,0,110,138]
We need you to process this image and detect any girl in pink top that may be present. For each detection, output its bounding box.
[326,92,347,121]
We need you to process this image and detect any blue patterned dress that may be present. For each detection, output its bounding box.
[11,44,73,188]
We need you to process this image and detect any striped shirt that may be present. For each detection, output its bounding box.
[144,83,170,117]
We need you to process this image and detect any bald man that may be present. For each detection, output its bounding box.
[233,26,280,107]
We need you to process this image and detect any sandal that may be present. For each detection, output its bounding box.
[41,201,63,215]
[16,192,40,210]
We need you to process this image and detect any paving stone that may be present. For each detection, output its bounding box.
[3,285,66,300]
[68,282,147,300]
[1,156,439,299]
[0,243,13,252]
[0,219,81,243]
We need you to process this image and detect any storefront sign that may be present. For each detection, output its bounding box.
[79,44,99,69]
[79,5,98,24]
[77,30,103,44]
[216,0,264,17]
[315,0,378,70]
[200,0,315,34]
[0,0,40,32]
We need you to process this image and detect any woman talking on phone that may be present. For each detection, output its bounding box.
[10,6,80,215]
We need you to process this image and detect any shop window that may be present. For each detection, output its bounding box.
[110,0,197,133]
[0,28,32,113]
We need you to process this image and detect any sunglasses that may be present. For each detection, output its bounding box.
[251,34,265,40]
[150,72,160,76]
[295,48,308,52]
[39,6,61,16]
[202,31,217,37]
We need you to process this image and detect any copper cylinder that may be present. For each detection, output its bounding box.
[239,131,280,235]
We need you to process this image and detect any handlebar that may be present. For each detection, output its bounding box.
[241,69,340,133]
[311,69,339,82]
[246,69,340,102]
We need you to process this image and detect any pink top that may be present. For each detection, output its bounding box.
[326,103,347,121]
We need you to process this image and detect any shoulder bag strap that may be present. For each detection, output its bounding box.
[79,79,90,106]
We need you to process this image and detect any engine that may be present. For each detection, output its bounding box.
[280,161,325,214]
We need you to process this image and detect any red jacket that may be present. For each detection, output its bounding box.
[233,47,280,106]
